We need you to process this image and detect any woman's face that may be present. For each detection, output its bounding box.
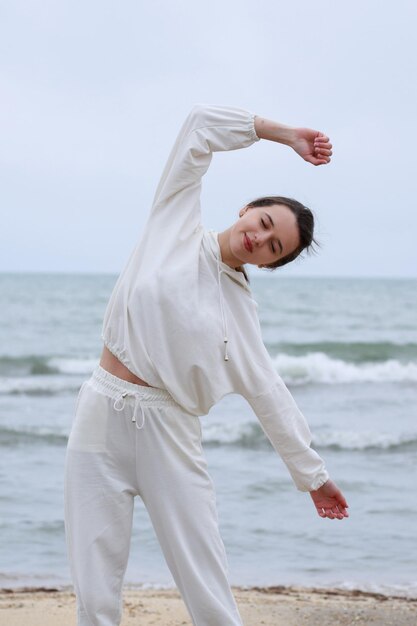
[228,204,300,267]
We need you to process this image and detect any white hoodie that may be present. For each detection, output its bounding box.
[102,104,329,492]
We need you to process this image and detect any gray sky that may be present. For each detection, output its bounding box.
[1,0,416,277]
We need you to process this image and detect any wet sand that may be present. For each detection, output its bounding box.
[1,585,416,625]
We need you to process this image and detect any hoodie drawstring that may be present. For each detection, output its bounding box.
[216,259,229,362]
[113,391,146,430]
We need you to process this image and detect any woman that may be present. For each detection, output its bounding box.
[64,104,348,626]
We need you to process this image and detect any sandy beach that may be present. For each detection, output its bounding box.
[1,585,416,625]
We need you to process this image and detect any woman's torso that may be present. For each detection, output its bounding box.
[99,345,151,386]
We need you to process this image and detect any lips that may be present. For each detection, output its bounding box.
[244,233,253,253]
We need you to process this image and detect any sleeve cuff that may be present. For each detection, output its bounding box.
[250,113,261,142]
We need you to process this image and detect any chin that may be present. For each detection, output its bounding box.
[228,243,244,264]
[233,250,249,266]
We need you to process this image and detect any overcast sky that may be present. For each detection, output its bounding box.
[1,0,416,277]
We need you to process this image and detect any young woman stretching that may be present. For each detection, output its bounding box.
[64,104,348,626]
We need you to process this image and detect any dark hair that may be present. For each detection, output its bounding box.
[236,196,319,280]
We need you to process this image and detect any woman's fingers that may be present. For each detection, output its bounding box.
[333,506,344,519]
[336,498,349,515]
[333,489,349,514]
[314,138,332,155]
[306,155,330,166]
[314,133,330,143]
[312,139,332,164]
[317,503,349,520]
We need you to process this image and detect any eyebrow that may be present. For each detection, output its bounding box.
[265,212,283,255]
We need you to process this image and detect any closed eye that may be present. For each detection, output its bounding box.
[261,218,276,253]
[264,211,284,256]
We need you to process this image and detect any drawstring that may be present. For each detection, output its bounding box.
[113,391,146,430]
[216,258,229,361]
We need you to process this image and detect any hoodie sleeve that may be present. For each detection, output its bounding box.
[245,378,329,492]
[145,104,260,240]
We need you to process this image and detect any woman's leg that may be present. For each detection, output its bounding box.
[64,380,137,626]
[136,405,244,626]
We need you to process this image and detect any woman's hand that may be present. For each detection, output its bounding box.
[291,127,333,166]
[310,479,349,520]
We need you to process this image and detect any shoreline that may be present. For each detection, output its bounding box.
[1,583,416,601]
[1,585,416,626]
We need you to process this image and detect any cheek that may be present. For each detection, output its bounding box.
[230,228,243,250]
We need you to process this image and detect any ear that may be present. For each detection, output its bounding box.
[239,206,249,218]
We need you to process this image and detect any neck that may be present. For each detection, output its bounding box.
[217,228,242,269]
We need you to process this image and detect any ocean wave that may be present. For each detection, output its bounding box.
[1,419,416,452]
[0,351,416,396]
[312,430,417,451]
[271,352,417,385]
[0,355,98,378]
[265,340,417,363]
[201,422,417,452]
[0,425,68,447]
[0,375,84,396]
[202,422,269,449]
[0,355,97,395]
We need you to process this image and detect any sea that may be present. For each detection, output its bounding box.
[1,272,416,597]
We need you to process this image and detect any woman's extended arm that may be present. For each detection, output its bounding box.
[254,116,333,166]
[247,378,349,520]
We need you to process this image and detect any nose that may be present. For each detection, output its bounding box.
[254,232,269,246]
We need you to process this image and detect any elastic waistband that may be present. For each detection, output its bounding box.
[89,366,176,408]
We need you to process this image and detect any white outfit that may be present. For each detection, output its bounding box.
[64,104,329,626]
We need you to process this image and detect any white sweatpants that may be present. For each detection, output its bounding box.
[64,366,243,626]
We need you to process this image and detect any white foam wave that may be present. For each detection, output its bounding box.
[1,351,416,395]
[0,375,82,395]
[314,579,417,599]
[0,358,97,393]
[272,352,417,384]
[201,421,417,451]
[312,429,417,450]
[202,421,257,445]
[47,357,98,375]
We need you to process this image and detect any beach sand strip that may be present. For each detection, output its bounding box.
[0,585,416,625]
